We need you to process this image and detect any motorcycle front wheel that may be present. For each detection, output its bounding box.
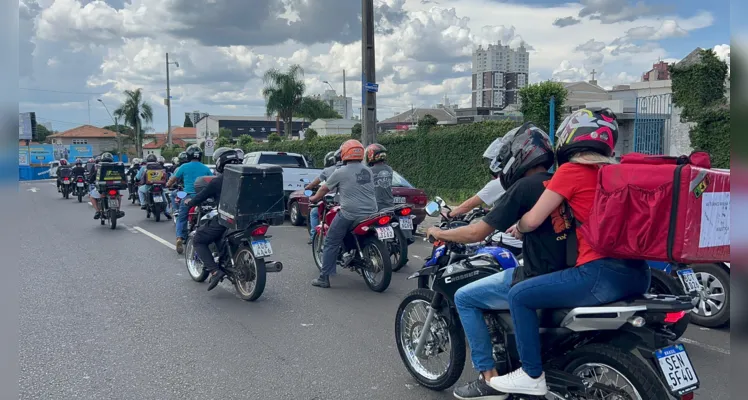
[360,236,392,292]
[232,246,266,301]
[184,235,209,282]
[395,288,466,391]
[312,232,324,272]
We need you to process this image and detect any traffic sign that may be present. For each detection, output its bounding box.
[364,82,379,93]
[205,139,215,157]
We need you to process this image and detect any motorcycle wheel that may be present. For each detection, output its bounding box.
[390,228,409,272]
[561,343,669,400]
[184,235,209,282]
[360,236,392,292]
[289,201,304,226]
[648,269,689,339]
[78,193,82,203]
[109,209,117,230]
[63,189,69,199]
[395,288,466,391]
[232,246,266,301]
[311,232,324,272]
[154,204,161,222]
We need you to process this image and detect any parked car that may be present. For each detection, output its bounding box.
[286,170,428,230]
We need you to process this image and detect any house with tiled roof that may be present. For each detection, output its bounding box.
[143,127,197,156]
[48,125,126,155]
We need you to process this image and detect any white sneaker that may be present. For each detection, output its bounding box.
[488,368,547,396]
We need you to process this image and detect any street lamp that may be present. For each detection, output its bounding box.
[97,99,122,160]
[165,53,180,146]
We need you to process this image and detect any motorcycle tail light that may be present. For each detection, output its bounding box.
[680,393,694,400]
[108,189,118,196]
[377,216,391,225]
[664,311,687,323]
[64,177,69,180]
[153,186,161,192]
[399,207,412,216]
[251,225,269,236]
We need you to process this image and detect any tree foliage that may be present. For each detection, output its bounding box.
[267,132,282,144]
[417,114,438,134]
[351,123,362,140]
[518,81,568,134]
[183,114,194,127]
[670,49,730,168]
[33,124,52,143]
[215,136,233,148]
[304,128,319,141]
[295,97,342,121]
[161,145,184,160]
[237,135,254,148]
[218,127,233,139]
[113,88,153,157]
[262,64,306,138]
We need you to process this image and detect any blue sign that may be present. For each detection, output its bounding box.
[364,82,379,93]
[23,144,93,165]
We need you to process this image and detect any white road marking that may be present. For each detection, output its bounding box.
[27,187,39,192]
[133,226,177,250]
[679,337,730,355]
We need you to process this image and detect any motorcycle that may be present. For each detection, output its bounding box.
[183,192,283,302]
[309,190,393,292]
[394,200,700,400]
[383,204,416,272]
[127,174,138,204]
[74,175,87,202]
[145,183,168,222]
[60,176,72,199]
[99,184,124,230]
[171,184,184,226]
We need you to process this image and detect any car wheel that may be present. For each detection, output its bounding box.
[289,201,304,226]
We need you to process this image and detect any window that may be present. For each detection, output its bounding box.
[72,139,88,144]
[392,171,413,188]
[257,154,306,168]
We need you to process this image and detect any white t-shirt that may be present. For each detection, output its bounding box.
[476,179,506,207]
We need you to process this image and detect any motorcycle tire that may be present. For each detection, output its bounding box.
[78,193,82,203]
[311,232,324,272]
[289,201,304,226]
[391,228,409,272]
[360,236,392,293]
[395,288,466,391]
[690,263,730,328]
[155,205,161,222]
[561,343,670,400]
[184,235,209,282]
[648,269,689,339]
[64,190,69,199]
[109,209,117,229]
[232,246,266,302]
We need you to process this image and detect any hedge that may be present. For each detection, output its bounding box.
[239,120,519,202]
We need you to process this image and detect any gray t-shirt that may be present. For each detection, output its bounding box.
[324,162,378,220]
[319,165,338,182]
[370,163,394,210]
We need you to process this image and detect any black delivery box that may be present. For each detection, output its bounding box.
[217,164,285,230]
[96,162,127,190]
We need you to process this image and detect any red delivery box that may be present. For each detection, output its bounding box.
[581,152,730,263]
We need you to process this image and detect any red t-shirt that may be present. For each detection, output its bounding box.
[546,163,603,266]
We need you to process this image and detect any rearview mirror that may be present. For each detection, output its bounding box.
[434,196,446,208]
[303,190,313,197]
[425,201,441,217]
[302,178,310,183]
[177,191,187,199]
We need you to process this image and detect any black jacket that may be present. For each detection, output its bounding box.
[191,175,222,207]
[71,166,87,177]
[87,165,97,184]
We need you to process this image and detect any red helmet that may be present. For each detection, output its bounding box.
[365,143,387,164]
[59,159,68,166]
[555,108,618,165]
[88,158,94,163]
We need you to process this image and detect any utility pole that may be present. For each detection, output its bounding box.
[97,99,122,160]
[361,0,377,146]
[343,69,347,119]
[165,53,179,146]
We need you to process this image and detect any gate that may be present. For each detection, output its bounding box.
[633,94,672,155]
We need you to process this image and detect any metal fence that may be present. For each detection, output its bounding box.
[633,94,672,155]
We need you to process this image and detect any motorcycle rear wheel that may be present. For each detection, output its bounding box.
[233,246,266,302]
[390,228,409,272]
[360,236,392,292]
[78,193,82,202]
[108,209,117,230]
[154,205,161,222]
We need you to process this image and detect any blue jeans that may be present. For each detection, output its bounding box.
[507,258,651,377]
[320,214,355,276]
[169,190,177,213]
[176,193,194,240]
[309,207,320,239]
[455,269,514,371]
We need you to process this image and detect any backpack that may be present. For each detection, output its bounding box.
[575,151,730,263]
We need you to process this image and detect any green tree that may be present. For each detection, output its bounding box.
[351,123,362,140]
[267,132,282,144]
[113,88,154,157]
[161,145,184,160]
[518,81,568,134]
[295,97,342,122]
[216,136,233,148]
[33,123,52,143]
[670,49,730,168]
[304,128,319,141]
[417,114,438,134]
[218,127,233,139]
[262,64,306,138]
[183,114,194,127]
[237,134,254,149]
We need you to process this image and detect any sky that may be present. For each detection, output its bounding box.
[18,0,731,134]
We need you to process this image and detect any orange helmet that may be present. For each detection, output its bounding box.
[340,139,365,162]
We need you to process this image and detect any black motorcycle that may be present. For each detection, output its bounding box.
[184,209,283,302]
[383,204,416,272]
[128,174,139,204]
[394,200,700,400]
[99,184,125,230]
[60,176,72,199]
[145,183,168,222]
[73,175,87,202]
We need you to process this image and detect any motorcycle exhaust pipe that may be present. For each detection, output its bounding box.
[265,261,283,273]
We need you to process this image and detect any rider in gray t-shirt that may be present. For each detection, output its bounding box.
[365,143,394,211]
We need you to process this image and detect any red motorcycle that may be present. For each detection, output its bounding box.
[310,192,393,292]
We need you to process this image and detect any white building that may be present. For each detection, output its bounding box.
[472,43,529,109]
[317,90,353,119]
[309,119,358,136]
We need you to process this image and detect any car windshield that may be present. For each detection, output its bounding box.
[258,154,305,168]
[392,171,413,188]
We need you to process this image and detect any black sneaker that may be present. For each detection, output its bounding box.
[164,212,172,220]
[207,270,225,291]
[453,376,508,400]
[93,211,101,220]
[311,275,330,288]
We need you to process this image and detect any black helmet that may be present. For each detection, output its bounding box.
[177,152,188,165]
[365,143,387,164]
[75,159,82,166]
[145,154,158,163]
[555,108,618,166]
[487,122,554,190]
[186,144,202,160]
[100,153,114,163]
[333,149,342,163]
[323,151,336,167]
[212,147,242,173]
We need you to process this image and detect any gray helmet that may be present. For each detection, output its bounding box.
[145,154,158,163]
[323,151,336,167]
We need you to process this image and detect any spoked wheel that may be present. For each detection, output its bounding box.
[185,236,209,282]
[360,237,392,292]
[395,288,465,391]
[390,228,409,272]
[232,246,266,302]
[312,232,324,272]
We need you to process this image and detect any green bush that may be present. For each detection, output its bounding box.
[304,128,319,141]
[239,120,519,202]
[267,132,282,144]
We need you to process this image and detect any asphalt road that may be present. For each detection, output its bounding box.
[19,181,730,400]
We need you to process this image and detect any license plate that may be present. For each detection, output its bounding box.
[63,181,70,184]
[655,344,699,394]
[153,196,163,203]
[394,196,406,204]
[677,269,701,293]
[251,240,273,257]
[399,217,413,230]
[76,182,84,187]
[376,226,395,240]
[108,199,119,208]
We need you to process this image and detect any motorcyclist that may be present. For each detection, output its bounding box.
[307,139,378,288]
[56,159,73,193]
[189,147,243,291]
[85,158,96,177]
[71,159,87,178]
[167,145,212,253]
[303,151,340,244]
[136,154,159,210]
[168,151,190,217]
[89,152,116,219]
[424,123,567,399]
[365,143,394,211]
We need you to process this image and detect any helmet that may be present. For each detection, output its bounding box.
[177,152,188,165]
[131,158,140,165]
[145,154,158,163]
[340,139,365,162]
[212,147,242,173]
[59,159,68,166]
[488,122,554,190]
[88,158,94,164]
[365,143,387,164]
[323,151,336,167]
[95,156,101,163]
[156,156,165,165]
[100,153,114,162]
[555,108,618,166]
[333,149,342,163]
[171,157,179,165]
[186,144,202,160]
[75,159,82,166]
[233,148,245,159]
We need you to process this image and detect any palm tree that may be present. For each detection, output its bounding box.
[114,88,154,157]
[262,65,306,138]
